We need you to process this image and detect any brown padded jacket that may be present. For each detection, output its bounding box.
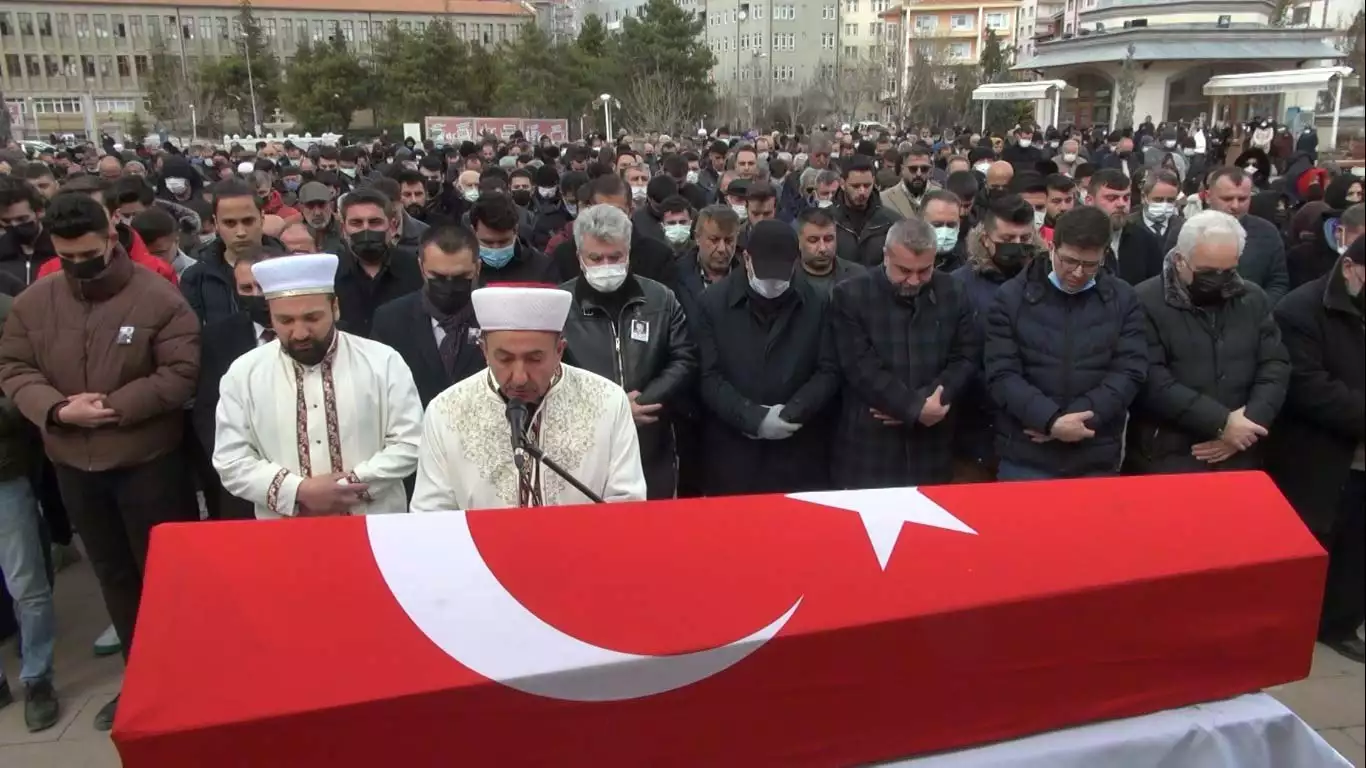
[0,246,200,472]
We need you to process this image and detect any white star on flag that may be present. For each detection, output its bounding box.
[788,487,978,570]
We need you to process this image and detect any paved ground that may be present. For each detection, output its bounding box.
[1,556,1362,767]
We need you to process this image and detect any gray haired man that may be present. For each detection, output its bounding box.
[558,204,699,499]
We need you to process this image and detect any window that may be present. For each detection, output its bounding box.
[774,5,796,20]
[115,55,131,76]
[400,21,412,32]
[44,54,60,77]
[134,54,149,76]
[38,12,53,37]
[416,21,426,32]
[823,5,836,19]
[986,12,1008,29]
[32,98,85,114]
[265,19,277,38]
[18,13,33,37]
[231,18,241,38]
[0,14,10,37]
[950,13,973,29]
[165,15,179,39]
[95,98,138,113]
[75,14,90,38]
[313,20,324,41]
[871,21,884,37]
[914,14,937,30]
[57,13,71,39]
[144,16,158,40]
[843,45,857,59]
[774,65,795,81]
[216,16,229,40]
[740,32,749,48]
[948,41,970,59]
[845,0,859,12]
[822,31,835,48]
[2,54,19,78]
[844,23,858,36]
[94,14,108,38]
[194,17,209,40]
[358,21,370,42]
[62,55,77,76]
[297,20,308,41]
[99,55,112,77]
[873,0,888,11]
[1291,6,1311,23]
[81,54,95,77]
[342,20,354,41]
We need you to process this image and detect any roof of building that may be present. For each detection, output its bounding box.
[77,0,534,16]
[1014,25,1345,69]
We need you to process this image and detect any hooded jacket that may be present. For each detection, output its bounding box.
[828,187,905,267]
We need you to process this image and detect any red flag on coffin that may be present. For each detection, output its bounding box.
[113,472,1325,767]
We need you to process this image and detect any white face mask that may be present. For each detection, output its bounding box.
[1049,140,1060,149]
[166,177,189,195]
[1163,140,1177,149]
[1146,202,1175,222]
[732,203,748,220]
[685,170,700,184]
[631,185,648,202]
[749,274,790,299]
[583,262,629,293]
[973,162,991,174]
[816,199,834,209]
[663,223,691,244]
[1061,152,1077,163]
[1182,148,1196,157]
[340,167,358,178]
[565,203,579,217]
[1018,139,1033,149]
[537,186,558,199]
[933,225,958,253]
[1244,164,1259,174]
[1033,209,1047,229]
[462,187,480,203]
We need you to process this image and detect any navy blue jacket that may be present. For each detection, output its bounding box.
[983,259,1148,476]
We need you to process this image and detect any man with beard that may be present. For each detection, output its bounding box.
[372,177,428,250]
[951,194,1039,480]
[297,180,345,254]
[829,217,979,489]
[794,208,864,296]
[372,225,486,408]
[213,252,423,519]
[179,180,285,325]
[411,285,647,510]
[1169,167,1289,305]
[332,187,425,339]
[881,145,937,219]
[1088,169,1163,285]
[830,155,904,267]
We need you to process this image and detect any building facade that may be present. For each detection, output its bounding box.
[0,0,534,138]
[1015,0,1346,129]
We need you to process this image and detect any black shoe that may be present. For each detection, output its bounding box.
[0,680,12,710]
[1321,634,1366,664]
[93,694,119,731]
[24,679,59,732]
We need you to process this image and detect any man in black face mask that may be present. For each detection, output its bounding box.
[372,225,485,408]
[1127,209,1288,477]
[192,247,280,520]
[508,168,535,212]
[332,187,424,339]
[950,194,1037,480]
[0,176,55,289]
[373,176,428,250]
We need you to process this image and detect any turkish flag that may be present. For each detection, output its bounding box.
[114,472,1324,767]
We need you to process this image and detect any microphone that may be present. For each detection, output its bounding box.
[505,399,529,468]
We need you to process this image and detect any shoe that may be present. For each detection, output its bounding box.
[93,694,119,731]
[93,624,121,657]
[24,679,59,732]
[0,679,12,710]
[1322,634,1366,664]
[51,542,83,572]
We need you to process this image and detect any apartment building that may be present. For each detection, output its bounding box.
[0,0,533,137]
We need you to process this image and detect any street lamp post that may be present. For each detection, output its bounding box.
[190,103,198,142]
[736,4,748,127]
[240,30,261,136]
[599,93,614,139]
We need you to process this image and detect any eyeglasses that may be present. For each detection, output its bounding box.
[907,165,933,174]
[1057,254,1103,275]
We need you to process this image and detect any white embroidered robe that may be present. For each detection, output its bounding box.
[213,332,423,519]
[411,364,647,511]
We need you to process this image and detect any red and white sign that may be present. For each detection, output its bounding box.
[425,116,569,145]
[113,473,1325,767]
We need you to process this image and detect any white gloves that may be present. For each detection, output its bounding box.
[756,405,801,440]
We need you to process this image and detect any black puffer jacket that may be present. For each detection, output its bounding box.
[1126,264,1289,474]
[984,258,1148,476]
[559,275,698,499]
[181,235,286,326]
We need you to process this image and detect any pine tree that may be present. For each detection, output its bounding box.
[201,0,281,132]
[615,0,715,131]
[979,29,1007,82]
[125,111,149,147]
[282,36,371,133]
[494,25,570,118]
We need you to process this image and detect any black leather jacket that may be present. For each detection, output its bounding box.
[559,274,698,498]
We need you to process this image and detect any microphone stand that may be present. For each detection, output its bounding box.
[514,436,606,504]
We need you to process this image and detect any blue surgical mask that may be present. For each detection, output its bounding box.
[933,225,959,254]
[480,244,516,269]
[284,178,301,192]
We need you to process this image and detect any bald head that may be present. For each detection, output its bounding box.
[986,161,1014,189]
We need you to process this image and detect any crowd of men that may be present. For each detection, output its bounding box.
[0,119,1361,736]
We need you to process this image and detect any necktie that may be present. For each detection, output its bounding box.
[1154,223,1164,241]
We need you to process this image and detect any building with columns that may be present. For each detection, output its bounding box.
[1012,0,1347,130]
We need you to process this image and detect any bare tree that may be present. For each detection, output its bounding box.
[1115,44,1140,130]
[620,68,691,137]
[0,88,12,142]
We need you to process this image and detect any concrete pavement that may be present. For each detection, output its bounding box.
[1,554,1362,767]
